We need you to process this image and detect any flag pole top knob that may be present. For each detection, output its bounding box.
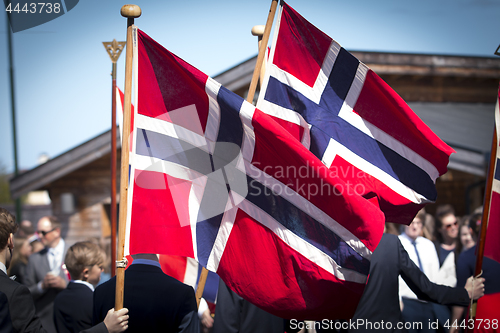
[251,25,265,37]
[121,5,141,18]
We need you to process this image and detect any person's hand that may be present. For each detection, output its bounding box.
[200,308,214,329]
[42,273,67,290]
[103,308,129,333]
[465,276,485,300]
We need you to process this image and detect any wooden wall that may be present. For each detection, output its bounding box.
[43,153,119,252]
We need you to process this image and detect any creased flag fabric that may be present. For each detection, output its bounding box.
[117,88,221,302]
[123,27,385,320]
[256,2,454,224]
[484,86,500,264]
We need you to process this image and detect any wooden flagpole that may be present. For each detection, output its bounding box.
[115,4,141,310]
[195,268,208,308]
[194,0,278,308]
[102,39,126,277]
[469,123,498,323]
[251,25,266,87]
[246,0,278,104]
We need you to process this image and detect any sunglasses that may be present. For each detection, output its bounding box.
[37,227,56,237]
[444,221,458,230]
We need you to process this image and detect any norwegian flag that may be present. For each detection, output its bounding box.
[256,2,454,224]
[483,86,500,264]
[116,87,220,301]
[123,27,385,319]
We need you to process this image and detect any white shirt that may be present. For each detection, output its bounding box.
[72,279,95,292]
[37,238,66,292]
[0,262,6,275]
[436,251,457,287]
[48,238,65,275]
[398,233,440,300]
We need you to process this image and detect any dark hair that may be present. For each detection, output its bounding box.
[435,204,455,228]
[8,237,29,276]
[433,204,456,243]
[455,215,470,254]
[468,211,482,238]
[0,208,18,249]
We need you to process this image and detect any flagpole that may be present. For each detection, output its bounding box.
[195,268,208,308]
[246,0,278,104]
[469,123,498,324]
[103,39,125,277]
[6,3,22,221]
[115,4,141,310]
[251,25,266,87]
[194,1,277,307]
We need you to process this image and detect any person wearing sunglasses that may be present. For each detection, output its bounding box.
[25,216,69,333]
[428,205,459,331]
[0,207,130,333]
[434,205,459,283]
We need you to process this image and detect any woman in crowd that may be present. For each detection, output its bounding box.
[7,236,32,285]
[451,211,500,333]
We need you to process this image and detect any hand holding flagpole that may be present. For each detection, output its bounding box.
[115,4,141,311]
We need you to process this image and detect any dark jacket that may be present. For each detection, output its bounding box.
[351,233,470,332]
[54,282,94,333]
[93,263,199,333]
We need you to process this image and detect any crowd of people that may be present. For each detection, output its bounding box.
[384,205,499,333]
[0,204,497,333]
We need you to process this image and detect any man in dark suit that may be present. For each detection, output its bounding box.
[25,216,69,333]
[351,233,484,333]
[0,207,129,333]
[93,253,200,333]
[0,207,46,332]
[213,279,284,333]
[0,290,13,332]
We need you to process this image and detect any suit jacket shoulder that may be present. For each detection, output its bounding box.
[54,282,94,333]
[0,271,46,333]
[25,249,51,296]
[93,264,198,333]
[0,290,13,333]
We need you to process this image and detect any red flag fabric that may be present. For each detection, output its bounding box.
[123,27,385,320]
[256,2,454,224]
[116,87,221,302]
[483,87,500,264]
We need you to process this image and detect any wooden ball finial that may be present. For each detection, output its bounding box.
[251,25,265,37]
[121,5,141,18]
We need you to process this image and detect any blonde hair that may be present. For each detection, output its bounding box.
[65,241,104,280]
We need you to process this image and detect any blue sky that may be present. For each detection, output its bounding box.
[1,0,499,173]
